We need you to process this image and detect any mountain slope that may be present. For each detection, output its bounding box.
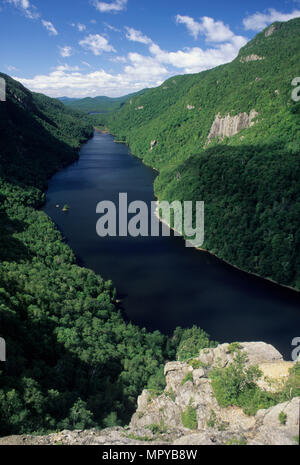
[61,89,148,114]
[103,19,300,290]
[0,74,194,435]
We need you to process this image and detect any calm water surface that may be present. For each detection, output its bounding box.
[44,131,300,359]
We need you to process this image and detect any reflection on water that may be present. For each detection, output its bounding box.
[44,131,300,359]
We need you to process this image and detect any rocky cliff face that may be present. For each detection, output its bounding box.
[0,342,298,446]
[207,110,258,143]
[129,342,299,445]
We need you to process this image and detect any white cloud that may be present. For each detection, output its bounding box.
[104,22,121,32]
[7,64,19,72]
[55,65,80,72]
[8,0,30,8]
[149,41,246,74]
[11,13,252,98]
[125,26,152,44]
[6,0,38,19]
[176,15,203,40]
[176,15,245,43]
[124,53,168,79]
[13,52,169,98]
[93,0,127,13]
[72,22,86,32]
[59,46,73,57]
[110,55,127,63]
[122,19,247,74]
[79,34,116,55]
[42,19,58,36]
[81,61,92,68]
[243,8,300,31]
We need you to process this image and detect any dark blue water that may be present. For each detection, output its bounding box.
[44,131,300,359]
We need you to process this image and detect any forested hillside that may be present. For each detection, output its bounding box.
[61,89,147,114]
[0,73,216,434]
[103,18,300,290]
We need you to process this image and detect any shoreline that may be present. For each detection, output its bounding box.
[105,128,299,295]
[154,200,300,294]
[90,129,300,295]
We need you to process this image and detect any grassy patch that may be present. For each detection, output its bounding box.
[181,372,193,385]
[181,401,197,430]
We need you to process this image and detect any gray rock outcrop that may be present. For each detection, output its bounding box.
[240,55,265,63]
[265,24,282,37]
[150,140,158,150]
[207,110,258,143]
[0,342,298,446]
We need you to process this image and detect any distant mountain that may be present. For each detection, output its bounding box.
[104,18,300,290]
[58,96,80,103]
[61,89,148,114]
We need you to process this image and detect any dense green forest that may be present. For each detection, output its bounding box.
[1,17,300,437]
[61,89,147,114]
[102,18,300,290]
[0,73,216,434]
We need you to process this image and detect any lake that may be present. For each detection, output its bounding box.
[44,131,300,359]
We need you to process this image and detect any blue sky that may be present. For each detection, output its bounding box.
[1,0,300,97]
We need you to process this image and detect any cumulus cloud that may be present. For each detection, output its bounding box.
[11,12,252,98]
[93,0,127,13]
[124,53,168,79]
[243,8,300,31]
[42,20,58,35]
[79,34,116,55]
[176,15,203,40]
[59,46,73,58]
[149,41,246,74]
[122,18,247,74]
[125,26,152,44]
[13,55,169,98]
[176,14,245,43]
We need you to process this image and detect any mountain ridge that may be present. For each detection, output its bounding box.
[61,89,148,114]
[101,18,300,290]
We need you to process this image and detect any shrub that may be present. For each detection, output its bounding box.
[147,366,166,394]
[278,411,287,425]
[227,342,242,354]
[173,326,218,361]
[181,372,193,385]
[181,401,197,430]
[207,409,217,428]
[147,422,167,435]
[209,351,278,415]
[188,359,208,369]
[225,437,247,445]
[165,389,176,402]
[282,362,300,399]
